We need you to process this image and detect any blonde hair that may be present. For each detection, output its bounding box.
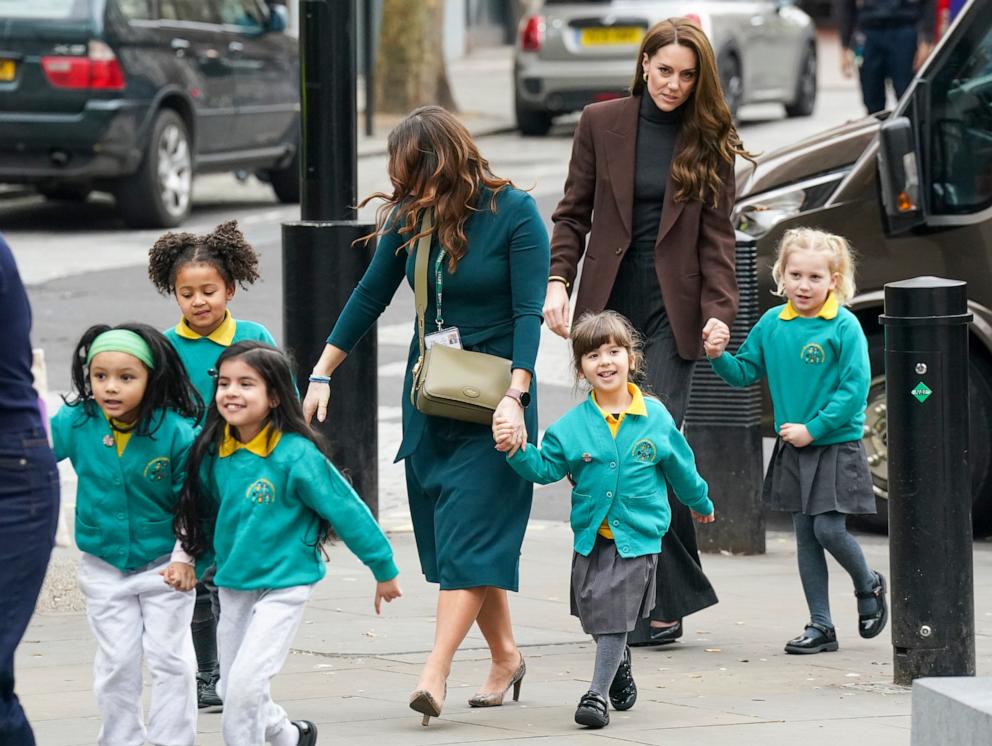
[570,311,644,382]
[771,228,857,304]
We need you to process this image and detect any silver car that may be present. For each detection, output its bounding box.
[514,0,818,135]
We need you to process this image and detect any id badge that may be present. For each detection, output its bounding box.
[425,326,462,350]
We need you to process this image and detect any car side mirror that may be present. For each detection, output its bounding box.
[877,116,926,235]
[267,4,289,33]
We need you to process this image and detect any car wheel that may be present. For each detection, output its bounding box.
[718,53,743,121]
[115,109,192,228]
[515,95,553,137]
[784,43,817,118]
[852,329,992,534]
[268,147,300,204]
[38,184,91,202]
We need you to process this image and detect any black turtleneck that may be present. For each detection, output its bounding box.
[631,93,681,250]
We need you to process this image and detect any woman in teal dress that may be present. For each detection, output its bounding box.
[303,106,550,724]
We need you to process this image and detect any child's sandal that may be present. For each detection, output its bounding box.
[856,570,888,639]
[784,622,839,654]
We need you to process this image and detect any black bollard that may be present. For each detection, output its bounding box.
[880,277,975,685]
[282,0,379,514]
[685,232,765,555]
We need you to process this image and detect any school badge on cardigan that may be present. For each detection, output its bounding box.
[246,478,277,505]
[143,457,170,482]
[632,439,657,463]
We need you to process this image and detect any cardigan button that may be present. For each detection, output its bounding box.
[609,461,616,468]
[606,491,613,498]
[612,519,620,527]
[115,512,125,521]
[622,545,630,553]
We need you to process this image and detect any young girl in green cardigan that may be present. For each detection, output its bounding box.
[148,219,276,708]
[704,228,888,655]
[173,342,401,746]
[495,311,714,730]
[51,323,203,746]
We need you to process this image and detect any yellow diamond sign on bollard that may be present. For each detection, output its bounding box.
[912,381,933,403]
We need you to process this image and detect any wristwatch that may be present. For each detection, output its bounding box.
[504,388,531,408]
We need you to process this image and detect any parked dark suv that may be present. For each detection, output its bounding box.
[0,0,300,227]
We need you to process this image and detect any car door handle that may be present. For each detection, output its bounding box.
[170,37,190,50]
[228,41,244,53]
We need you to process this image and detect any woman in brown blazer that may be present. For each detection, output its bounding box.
[544,17,754,649]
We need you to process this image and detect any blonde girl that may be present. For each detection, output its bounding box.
[704,228,887,655]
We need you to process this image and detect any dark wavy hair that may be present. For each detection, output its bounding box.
[358,105,514,272]
[174,341,336,559]
[148,219,261,294]
[63,322,203,435]
[630,18,756,206]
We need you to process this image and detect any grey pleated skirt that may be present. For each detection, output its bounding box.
[763,438,877,515]
[570,535,659,635]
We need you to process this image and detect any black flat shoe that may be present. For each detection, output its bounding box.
[630,619,683,647]
[608,645,637,711]
[856,570,888,639]
[293,720,318,746]
[784,622,839,654]
[196,675,222,710]
[574,690,609,729]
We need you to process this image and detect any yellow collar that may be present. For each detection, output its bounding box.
[592,383,648,421]
[218,423,282,458]
[174,310,237,345]
[779,292,839,320]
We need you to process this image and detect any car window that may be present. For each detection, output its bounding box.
[159,0,220,24]
[0,0,89,18]
[117,0,151,20]
[215,0,265,30]
[928,2,992,215]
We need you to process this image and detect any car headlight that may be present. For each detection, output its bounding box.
[733,170,849,238]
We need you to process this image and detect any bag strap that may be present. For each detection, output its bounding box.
[413,209,434,364]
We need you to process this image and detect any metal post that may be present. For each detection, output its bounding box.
[283,0,378,514]
[685,233,766,555]
[881,277,975,685]
[363,0,375,138]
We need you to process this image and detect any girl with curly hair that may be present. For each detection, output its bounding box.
[148,219,276,709]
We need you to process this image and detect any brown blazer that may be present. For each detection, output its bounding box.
[550,95,739,360]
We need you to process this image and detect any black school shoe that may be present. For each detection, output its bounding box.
[197,674,222,710]
[574,690,609,729]
[784,622,839,654]
[293,720,318,745]
[630,619,682,647]
[608,645,637,711]
[857,571,889,639]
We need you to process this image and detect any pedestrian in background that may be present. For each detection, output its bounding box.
[148,219,276,710]
[50,323,203,746]
[837,0,938,114]
[497,311,714,729]
[0,235,60,746]
[303,106,549,726]
[704,228,888,654]
[544,17,753,647]
[174,342,400,746]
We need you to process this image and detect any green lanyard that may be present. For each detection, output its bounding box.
[434,249,446,331]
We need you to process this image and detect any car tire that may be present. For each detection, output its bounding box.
[268,146,300,204]
[38,185,91,202]
[718,53,743,121]
[115,109,193,228]
[853,329,992,534]
[784,43,817,118]
[515,95,553,137]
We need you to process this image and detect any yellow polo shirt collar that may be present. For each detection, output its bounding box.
[218,423,282,458]
[174,310,237,346]
[779,292,839,321]
[592,383,647,437]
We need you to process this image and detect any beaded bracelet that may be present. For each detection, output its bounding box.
[308,374,331,384]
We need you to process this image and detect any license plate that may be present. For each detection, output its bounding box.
[0,59,15,82]
[579,26,643,46]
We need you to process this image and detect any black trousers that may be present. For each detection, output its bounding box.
[606,248,719,622]
[858,23,917,114]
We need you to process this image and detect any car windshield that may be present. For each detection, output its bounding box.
[0,0,89,19]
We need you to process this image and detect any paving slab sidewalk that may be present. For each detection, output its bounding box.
[18,520,992,746]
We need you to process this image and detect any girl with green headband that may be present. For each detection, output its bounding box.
[50,322,204,746]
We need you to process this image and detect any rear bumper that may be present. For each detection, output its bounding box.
[0,99,150,183]
[514,55,632,114]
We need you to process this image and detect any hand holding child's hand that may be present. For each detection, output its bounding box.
[374,577,402,614]
[692,510,715,524]
[779,423,813,448]
[702,318,731,358]
[160,562,196,592]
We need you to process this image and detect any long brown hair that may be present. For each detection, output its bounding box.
[630,18,755,207]
[358,105,513,270]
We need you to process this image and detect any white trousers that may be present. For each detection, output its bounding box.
[78,553,197,746]
[217,584,313,746]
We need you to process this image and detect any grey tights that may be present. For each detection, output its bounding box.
[590,632,627,697]
[792,511,877,629]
